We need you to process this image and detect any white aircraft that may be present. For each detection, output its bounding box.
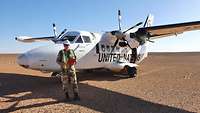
[16,10,200,77]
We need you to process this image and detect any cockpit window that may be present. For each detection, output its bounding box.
[75,36,83,43]
[61,36,76,42]
[82,36,91,43]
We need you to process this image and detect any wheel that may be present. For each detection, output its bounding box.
[51,72,62,83]
[127,67,137,78]
[51,72,59,77]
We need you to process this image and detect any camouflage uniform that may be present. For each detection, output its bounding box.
[56,49,80,100]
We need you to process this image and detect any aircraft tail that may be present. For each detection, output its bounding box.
[143,14,154,27]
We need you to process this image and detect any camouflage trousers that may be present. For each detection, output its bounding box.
[61,65,79,95]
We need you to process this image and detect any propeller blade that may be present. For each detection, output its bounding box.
[57,29,67,39]
[143,16,149,28]
[143,14,154,27]
[111,39,119,53]
[123,22,143,34]
[53,23,57,37]
[118,10,122,31]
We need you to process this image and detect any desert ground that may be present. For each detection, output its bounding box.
[0,53,200,113]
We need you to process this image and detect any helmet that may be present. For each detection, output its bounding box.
[63,40,70,46]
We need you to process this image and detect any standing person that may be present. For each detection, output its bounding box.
[56,40,80,101]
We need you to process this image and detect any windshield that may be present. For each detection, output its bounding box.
[75,36,83,43]
[61,35,76,42]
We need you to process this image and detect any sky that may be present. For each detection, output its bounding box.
[0,0,200,53]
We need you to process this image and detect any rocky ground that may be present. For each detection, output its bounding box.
[0,53,200,113]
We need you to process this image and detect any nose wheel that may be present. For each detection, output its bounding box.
[51,72,60,77]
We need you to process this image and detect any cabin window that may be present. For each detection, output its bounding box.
[75,36,83,43]
[82,36,91,43]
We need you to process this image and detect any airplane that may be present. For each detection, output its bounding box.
[15,10,200,78]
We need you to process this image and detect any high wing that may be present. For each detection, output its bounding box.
[15,36,55,43]
[137,21,200,39]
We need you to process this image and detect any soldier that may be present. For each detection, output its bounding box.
[56,40,80,101]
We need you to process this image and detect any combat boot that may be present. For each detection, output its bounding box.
[65,92,70,101]
[73,93,80,101]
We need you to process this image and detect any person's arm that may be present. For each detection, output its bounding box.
[71,50,76,61]
[72,50,77,60]
[56,51,64,66]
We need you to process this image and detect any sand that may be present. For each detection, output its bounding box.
[0,53,200,113]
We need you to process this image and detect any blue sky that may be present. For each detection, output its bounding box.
[0,0,200,53]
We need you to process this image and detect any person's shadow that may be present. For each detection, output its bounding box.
[0,72,193,113]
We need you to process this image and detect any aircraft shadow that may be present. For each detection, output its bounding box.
[77,70,127,81]
[0,73,193,113]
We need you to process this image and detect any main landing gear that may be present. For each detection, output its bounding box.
[113,66,137,78]
[124,66,137,78]
[128,48,138,78]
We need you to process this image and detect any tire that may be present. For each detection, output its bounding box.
[127,67,137,78]
[51,72,59,77]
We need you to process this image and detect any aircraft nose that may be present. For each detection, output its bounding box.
[17,54,29,68]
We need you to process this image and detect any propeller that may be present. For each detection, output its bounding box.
[144,14,154,43]
[57,28,67,39]
[123,22,143,34]
[110,10,143,53]
[52,23,67,41]
[110,10,122,53]
[109,11,154,63]
[129,14,155,44]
